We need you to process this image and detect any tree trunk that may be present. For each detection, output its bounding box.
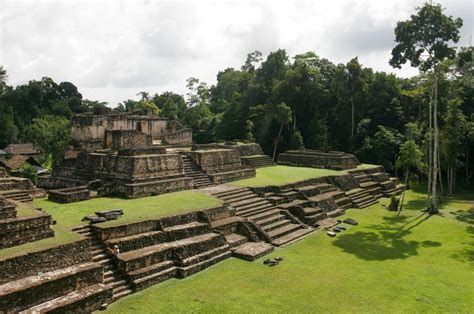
[431,73,439,210]
[466,150,470,184]
[350,95,355,139]
[438,144,444,195]
[427,83,433,200]
[397,168,410,216]
[272,125,283,162]
[446,168,450,197]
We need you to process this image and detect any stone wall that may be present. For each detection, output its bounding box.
[0,238,91,284]
[193,142,264,156]
[0,213,54,249]
[209,169,256,184]
[278,149,361,170]
[71,113,168,145]
[76,151,184,180]
[48,186,91,203]
[0,198,16,220]
[118,146,167,156]
[0,263,102,313]
[106,130,152,150]
[161,128,193,145]
[190,149,243,174]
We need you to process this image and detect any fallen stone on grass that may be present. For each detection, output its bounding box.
[82,215,107,224]
[327,231,337,237]
[263,259,272,265]
[274,256,283,261]
[268,260,279,267]
[334,226,346,231]
[343,218,358,225]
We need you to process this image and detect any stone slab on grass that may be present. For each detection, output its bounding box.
[233,242,274,261]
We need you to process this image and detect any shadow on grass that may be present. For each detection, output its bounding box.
[449,207,474,263]
[451,207,474,225]
[333,213,441,261]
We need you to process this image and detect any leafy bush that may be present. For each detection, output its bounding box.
[17,163,38,185]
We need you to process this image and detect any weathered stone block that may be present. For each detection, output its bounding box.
[0,239,91,284]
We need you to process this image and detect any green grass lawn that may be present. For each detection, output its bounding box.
[231,165,344,187]
[104,186,474,313]
[231,164,379,187]
[0,190,221,260]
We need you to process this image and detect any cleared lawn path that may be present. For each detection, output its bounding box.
[0,190,221,259]
[104,186,474,313]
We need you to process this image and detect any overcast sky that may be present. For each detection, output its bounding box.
[0,0,472,106]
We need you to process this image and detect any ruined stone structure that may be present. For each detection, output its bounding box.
[188,149,256,184]
[41,146,193,199]
[0,167,44,202]
[278,149,361,170]
[0,239,112,313]
[222,165,404,229]
[71,111,192,151]
[39,111,199,200]
[0,161,404,312]
[0,197,54,249]
[193,142,274,168]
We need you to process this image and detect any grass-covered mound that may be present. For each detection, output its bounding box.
[104,186,474,313]
[0,190,222,259]
[231,164,379,187]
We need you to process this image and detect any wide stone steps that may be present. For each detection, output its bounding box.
[132,266,178,291]
[213,188,249,199]
[0,189,33,203]
[221,192,258,203]
[257,213,286,226]
[263,219,291,232]
[228,196,266,207]
[225,233,248,248]
[267,223,302,239]
[22,283,112,313]
[241,155,274,168]
[271,227,313,247]
[213,188,313,248]
[177,249,231,278]
[245,208,281,221]
[72,225,133,302]
[181,155,214,189]
[234,199,272,212]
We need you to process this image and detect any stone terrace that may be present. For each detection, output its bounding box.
[278,149,361,170]
[0,197,54,249]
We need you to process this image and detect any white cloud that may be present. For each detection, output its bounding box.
[0,0,472,106]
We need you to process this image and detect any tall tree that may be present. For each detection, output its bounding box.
[27,115,71,165]
[389,2,463,214]
[396,140,425,214]
[272,103,292,161]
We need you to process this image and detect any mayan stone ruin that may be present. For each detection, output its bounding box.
[38,113,259,202]
[0,110,408,313]
[0,149,405,312]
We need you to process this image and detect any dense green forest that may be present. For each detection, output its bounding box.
[0,4,472,193]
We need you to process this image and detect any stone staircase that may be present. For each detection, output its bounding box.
[181,155,215,189]
[241,155,275,168]
[105,213,231,291]
[213,188,313,247]
[72,225,133,301]
[0,189,33,203]
[275,183,350,224]
[0,261,112,313]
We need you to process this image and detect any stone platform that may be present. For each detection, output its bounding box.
[278,149,361,170]
[0,197,54,249]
